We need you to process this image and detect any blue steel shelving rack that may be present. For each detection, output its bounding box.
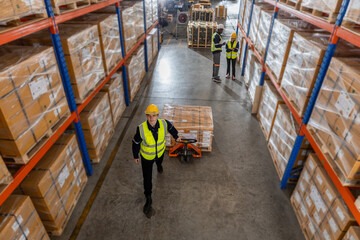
[236,0,360,224]
[0,0,160,206]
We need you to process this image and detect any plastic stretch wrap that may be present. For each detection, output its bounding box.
[126,45,145,102]
[146,35,153,65]
[254,9,273,58]
[161,104,214,151]
[344,0,360,25]
[238,37,246,64]
[100,72,126,126]
[268,104,310,179]
[238,0,247,28]
[246,51,262,104]
[0,0,45,22]
[150,28,158,56]
[257,81,284,141]
[191,8,214,22]
[187,21,217,48]
[248,4,261,44]
[266,19,316,83]
[281,32,360,117]
[18,133,87,235]
[242,0,252,35]
[300,0,342,14]
[344,226,360,239]
[145,0,152,29]
[291,154,356,240]
[309,57,360,182]
[151,0,158,25]
[0,46,70,159]
[0,195,49,239]
[68,14,123,75]
[0,156,12,186]
[79,92,114,163]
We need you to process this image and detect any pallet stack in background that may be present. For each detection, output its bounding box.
[215,5,227,19]
[190,7,214,22]
[187,21,217,48]
[162,105,214,152]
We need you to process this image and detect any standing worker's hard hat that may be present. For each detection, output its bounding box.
[231,33,237,38]
[217,24,224,30]
[145,104,160,115]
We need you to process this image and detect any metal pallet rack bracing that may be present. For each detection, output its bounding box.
[236,0,360,225]
[0,0,160,207]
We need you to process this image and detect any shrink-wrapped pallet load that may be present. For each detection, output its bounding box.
[67,13,122,75]
[291,154,357,240]
[187,21,217,48]
[79,92,114,163]
[126,45,146,102]
[0,46,70,162]
[162,105,214,151]
[254,9,273,59]
[308,57,360,186]
[0,195,50,239]
[0,0,46,23]
[191,8,214,22]
[300,0,342,23]
[343,0,360,34]
[0,156,12,192]
[19,133,87,235]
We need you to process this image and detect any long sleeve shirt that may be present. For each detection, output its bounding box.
[225,40,240,53]
[212,32,223,54]
[132,119,179,159]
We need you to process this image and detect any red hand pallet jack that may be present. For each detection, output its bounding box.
[169,138,201,161]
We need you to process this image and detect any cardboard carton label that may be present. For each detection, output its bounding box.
[24,228,30,236]
[325,189,334,203]
[336,206,345,221]
[17,215,23,225]
[308,221,315,234]
[335,92,355,118]
[329,217,338,234]
[303,171,310,182]
[294,192,301,203]
[58,165,70,188]
[29,77,48,100]
[300,182,305,192]
[323,230,331,240]
[308,160,315,172]
[316,174,323,185]
[310,185,326,213]
[19,235,26,240]
[350,236,355,240]
[40,59,48,69]
[313,211,321,225]
[12,221,20,231]
[82,48,91,58]
[306,196,312,208]
[300,203,307,217]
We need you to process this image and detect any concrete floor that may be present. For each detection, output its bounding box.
[54,1,305,239]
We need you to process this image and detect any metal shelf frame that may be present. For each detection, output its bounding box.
[237,0,360,225]
[0,0,159,206]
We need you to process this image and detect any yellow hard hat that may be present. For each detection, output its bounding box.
[145,104,160,115]
[231,33,237,38]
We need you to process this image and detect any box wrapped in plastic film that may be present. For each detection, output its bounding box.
[0,46,70,162]
[67,13,123,75]
[0,156,12,192]
[344,0,360,25]
[151,0,158,25]
[78,92,114,163]
[149,28,158,57]
[0,195,50,239]
[146,35,153,65]
[254,9,273,59]
[126,45,146,102]
[100,72,126,127]
[290,154,357,240]
[344,226,360,240]
[266,19,317,84]
[281,32,360,117]
[162,104,213,152]
[300,0,342,23]
[0,0,46,23]
[145,0,153,29]
[19,133,87,236]
[257,81,284,141]
[187,21,217,48]
[268,104,311,181]
[308,57,360,186]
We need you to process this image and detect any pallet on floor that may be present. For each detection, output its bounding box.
[278,0,302,10]
[0,12,47,34]
[52,0,91,15]
[2,114,70,164]
[299,5,338,24]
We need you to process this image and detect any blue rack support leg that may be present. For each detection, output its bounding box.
[241,0,255,76]
[44,0,93,175]
[280,0,350,189]
[116,2,130,106]
[143,0,149,72]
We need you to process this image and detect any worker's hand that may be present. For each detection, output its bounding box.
[222,42,226,45]
[176,137,182,142]
[134,158,139,163]
[231,48,234,51]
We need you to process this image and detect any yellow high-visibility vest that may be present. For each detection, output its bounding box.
[226,40,238,59]
[139,119,168,160]
[211,32,222,52]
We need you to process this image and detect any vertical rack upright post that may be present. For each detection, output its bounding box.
[240,0,255,76]
[115,2,131,106]
[143,0,149,72]
[43,0,93,175]
[157,0,160,51]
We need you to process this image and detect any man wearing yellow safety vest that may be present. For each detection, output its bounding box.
[211,24,225,83]
[132,104,181,216]
[225,33,239,80]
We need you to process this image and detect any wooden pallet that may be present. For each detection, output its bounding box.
[300,5,338,24]
[2,114,70,164]
[279,0,302,10]
[74,76,105,104]
[257,117,270,142]
[53,0,91,15]
[0,12,47,34]
[342,20,360,37]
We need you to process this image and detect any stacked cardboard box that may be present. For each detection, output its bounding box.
[268,104,311,180]
[291,154,356,240]
[187,21,217,48]
[215,6,227,19]
[149,28,158,57]
[68,13,123,75]
[0,0,45,23]
[79,92,114,163]
[244,50,264,114]
[126,45,146,102]
[151,0,158,25]
[19,133,87,235]
[257,81,284,141]
[162,104,213,151]
[146,35,153,65]
[0,195,49,239]
[145,0,152,29]
[266,19,317,83]
[247,3,273,45]
[254,9,273,59]
[0,46,69,161]
[344,0,360,25]
[100,72,126,127]
[238,0,247,28]
[300,0,342,23]
[308,57,360,185]
[191,8,214,22]
[344,226,360,239]
[0,156,12,189]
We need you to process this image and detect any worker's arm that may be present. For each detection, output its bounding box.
[234,41,240,52]
[166,120,180,141]
[213,34,223,49]
[132,127,142,163]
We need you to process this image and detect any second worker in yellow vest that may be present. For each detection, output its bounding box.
[132,104,180,216]
[225,33,239,80]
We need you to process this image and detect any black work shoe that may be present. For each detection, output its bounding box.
[143,195,152,215]
[157,165,163,174]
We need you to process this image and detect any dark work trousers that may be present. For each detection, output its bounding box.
[212,52,221,79]
[226,58,236,77]
[141,154,164,196]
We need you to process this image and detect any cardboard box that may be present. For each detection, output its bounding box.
[343,226,360,240]
[215,5,227,19]
[126,45,146,102]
